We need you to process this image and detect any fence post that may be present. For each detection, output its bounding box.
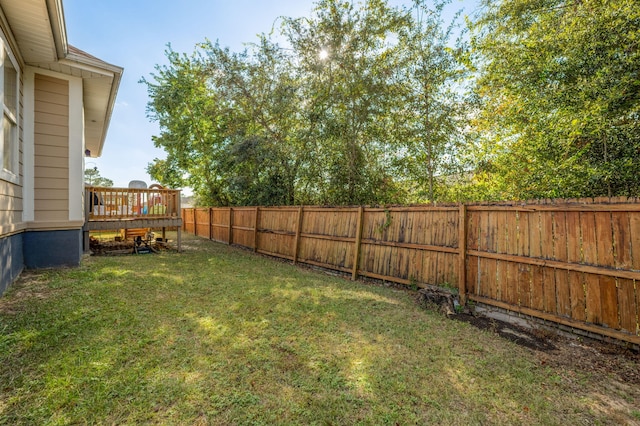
[254,206,260,252]
[293,206,303,264]
[228,207,233,245]
[352,206,364,281]
[194,208,199,238]
[176,195,182,252]
[209,208,213,240]
[191,209,196,234]
[458,203,467,305]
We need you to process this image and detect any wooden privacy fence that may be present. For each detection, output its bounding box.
[182,198,640,345]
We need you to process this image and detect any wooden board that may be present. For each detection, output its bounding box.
[599,275,619,329]
[542,267,557,314]
[517,264,532,308]
[595,212,614,268]
[581,212,598,265]
[585,273,601,324]
[612,212,632,269]
[555,269,571,317]
[530,265,545,311]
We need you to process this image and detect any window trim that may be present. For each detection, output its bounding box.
[0,36,20,184]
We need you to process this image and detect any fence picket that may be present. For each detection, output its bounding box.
[596,212,615,267]
[531,265,545,312]
[528,212,541,258]
[542,267,557,314]
[555,269,571,317]
[517,264,532,308]
[600,276,619,329]
[553,211,568,262]
[585,274,602,324]
[612,212,632,268]
[581,212,598,265]
[617,278,636,333]
[628,214,640,270]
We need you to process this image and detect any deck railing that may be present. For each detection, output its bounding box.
[86,186,181,221]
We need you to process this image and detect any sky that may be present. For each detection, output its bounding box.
[64,0,478,191]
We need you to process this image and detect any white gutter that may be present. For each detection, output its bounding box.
[45,0,68,59]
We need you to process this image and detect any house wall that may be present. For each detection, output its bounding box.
[0,181,24,293]
[1,67,86,294]
[0,182,24,235]
[23,229,81,269]
[33,73,69,223]
[0,30,24,295]
[0,71,24,235]
[0,3,115,296]
[0,233,23,295]
[19,72,83,270]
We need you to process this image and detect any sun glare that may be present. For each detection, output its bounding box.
[319,49,329,60]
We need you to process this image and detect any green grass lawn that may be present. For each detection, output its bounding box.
[0,234,637,425]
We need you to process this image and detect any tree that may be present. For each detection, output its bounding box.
[394,0,470,202]
[142,46,232,206]
[84,166,113,187]
[143,39,303,206]
[143,0,472,206]
[283,0,411,205]
[200,36,304,206]
[470,0,640,200]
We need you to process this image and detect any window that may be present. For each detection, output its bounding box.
[0,40,18,182]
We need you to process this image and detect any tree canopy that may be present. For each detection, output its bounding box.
[143,0,639,206]
[84,166,113,187]
[468,0,640,200]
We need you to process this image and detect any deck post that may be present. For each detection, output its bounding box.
[83,187,91,253]
[83,230,90,253]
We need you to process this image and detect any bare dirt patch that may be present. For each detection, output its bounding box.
[453,312,640,383]
[0,271,56,316]
[453,312,640,423]
[454,313,557,352]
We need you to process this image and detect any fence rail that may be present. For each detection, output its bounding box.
[182,198,640,345]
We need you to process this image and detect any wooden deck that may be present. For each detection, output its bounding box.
[84,186,183,251]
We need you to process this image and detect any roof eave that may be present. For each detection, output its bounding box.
[94,66,123,157]
[61,48,124,157]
